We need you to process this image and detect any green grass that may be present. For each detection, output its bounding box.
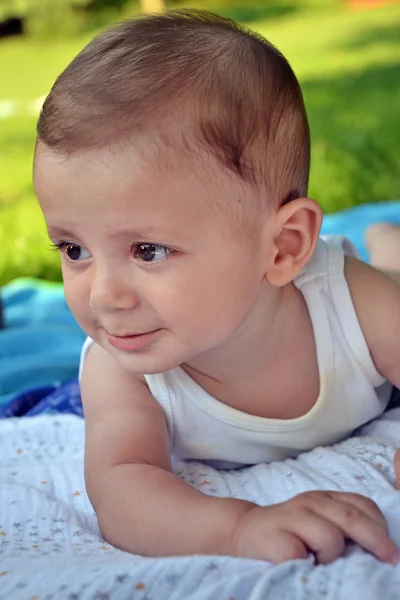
[1,0,400,284]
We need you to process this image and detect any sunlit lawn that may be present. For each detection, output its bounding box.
[1,0,400,284]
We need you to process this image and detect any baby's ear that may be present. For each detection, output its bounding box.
[265,198,322,287]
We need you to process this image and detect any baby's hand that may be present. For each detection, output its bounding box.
[232,491,399,564]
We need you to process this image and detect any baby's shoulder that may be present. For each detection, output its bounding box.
[80,337,147,384]
[80,341,152,406]
[344,256,400,363]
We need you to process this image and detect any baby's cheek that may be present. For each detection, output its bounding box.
[63,278,89,325]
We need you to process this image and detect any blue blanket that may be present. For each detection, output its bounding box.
[1,201,399,417]
[0,279,86,415]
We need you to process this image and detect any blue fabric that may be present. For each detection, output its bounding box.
[0,201,399,418]
[0,379,83,418]
[321,200,400,262]
[0,278,86,410]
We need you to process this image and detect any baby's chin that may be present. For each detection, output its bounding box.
[108,345,185,377]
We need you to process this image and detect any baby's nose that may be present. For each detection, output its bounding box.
[89,267,139,311]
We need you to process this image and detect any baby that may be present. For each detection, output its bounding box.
[33,9,400,565]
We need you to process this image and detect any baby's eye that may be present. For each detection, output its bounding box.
[65,244,91,262]
[53,242,91,262]
[133,243,174,263]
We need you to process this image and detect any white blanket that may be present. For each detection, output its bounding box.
[1,411,400,599]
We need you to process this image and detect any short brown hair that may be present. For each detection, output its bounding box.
[37,9,310,208]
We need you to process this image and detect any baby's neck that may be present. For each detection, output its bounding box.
[182,282,319,419]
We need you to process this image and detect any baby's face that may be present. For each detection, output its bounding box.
[34,144,277,375]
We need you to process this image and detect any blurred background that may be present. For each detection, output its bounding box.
[0,0,399,285]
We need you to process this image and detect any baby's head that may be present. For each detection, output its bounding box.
[37,9,310,215]
[33,9,321,374]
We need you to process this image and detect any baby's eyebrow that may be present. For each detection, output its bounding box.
[46,225,191,244]
[47,226,75,239]
[107,228,191,243]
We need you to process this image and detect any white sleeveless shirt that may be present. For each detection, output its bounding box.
[80,236,392,468]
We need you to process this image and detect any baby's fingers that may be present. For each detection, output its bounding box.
[287,511,346,564]
[259,531,309,564]
[330,492,389,532]
[317,495,399,564]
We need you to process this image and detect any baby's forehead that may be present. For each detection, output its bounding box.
[34,141,106,171]
[34,138,231,186]
[33,142,81,185]
[34,140,260,238]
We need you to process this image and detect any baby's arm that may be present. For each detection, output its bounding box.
[81,343,399,564]
[81,342,254,557]
[381,269,400,286]
[346,258,400,490]
[345,257,400,388]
